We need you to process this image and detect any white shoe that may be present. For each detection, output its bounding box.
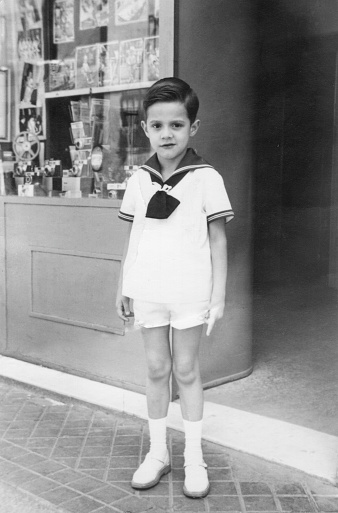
[183,460,210,498]
[131,451,171,490]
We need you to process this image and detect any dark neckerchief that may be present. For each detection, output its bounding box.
[140,148,212,219]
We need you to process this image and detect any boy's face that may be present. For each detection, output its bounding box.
[141,101,200,169]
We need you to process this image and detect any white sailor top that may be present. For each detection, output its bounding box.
[118,148,234,304]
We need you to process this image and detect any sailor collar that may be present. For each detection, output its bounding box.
[139,148,213,219]
[140,148,212,186]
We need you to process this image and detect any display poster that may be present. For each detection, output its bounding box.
[115,0,148,25]
[17,28,42,62]
[20,62,44,108]
[98,42,119,87]
[19,107,44,138]
[119,38,144,84]
[144,36,159,82]
[76,45,99,88]
[18,0,41,31]
[48,59,75,92]
[79,0,109,30]
[53,0,75,44]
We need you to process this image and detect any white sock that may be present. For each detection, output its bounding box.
[183,419,204,464]
[148,417,167,459]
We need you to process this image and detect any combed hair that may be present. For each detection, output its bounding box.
[143,77,199,123]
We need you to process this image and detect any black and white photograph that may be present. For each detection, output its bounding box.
[0,1,338,512]
[53,0,75,44]
[75,44,99,88]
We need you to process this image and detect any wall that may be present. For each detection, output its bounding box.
[254,0,338,285]
[175,0,256,383]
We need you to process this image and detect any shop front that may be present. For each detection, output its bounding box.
[0,0,254,397]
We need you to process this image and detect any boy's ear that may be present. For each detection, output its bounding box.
[190,119,200,137]
[141,120,149,138]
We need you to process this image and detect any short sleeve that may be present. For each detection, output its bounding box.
[118,172,138,222]
[205,169,234,224]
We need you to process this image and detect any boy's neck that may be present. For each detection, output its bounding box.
[157,150,188,181]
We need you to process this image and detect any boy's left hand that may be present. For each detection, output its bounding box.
[205,301,225,336]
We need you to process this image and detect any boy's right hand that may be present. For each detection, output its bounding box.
[116,294,132,322]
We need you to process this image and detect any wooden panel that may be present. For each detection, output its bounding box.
[30,248,123,334]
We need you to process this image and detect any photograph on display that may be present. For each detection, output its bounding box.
[48,59,75,92]
[98,42,119,87]
[19,107,44,139]
[79,0,109,30]
[18,0,41,31]
[53,0,75,44]
[144,36,159,81]
[90,98,110,123]
[76,45,99,89]
[20,62,44,107]
[119,38,144,84]
[17,28,42,62]
[115,0,148,25]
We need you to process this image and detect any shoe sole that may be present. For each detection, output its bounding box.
[183,482,210,499]
[131,463,171,490]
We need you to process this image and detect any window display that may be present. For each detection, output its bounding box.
[0,0,171,199]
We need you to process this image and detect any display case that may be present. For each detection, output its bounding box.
[0,0,174,199]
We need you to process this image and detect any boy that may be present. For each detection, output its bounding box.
[116,77,234,498]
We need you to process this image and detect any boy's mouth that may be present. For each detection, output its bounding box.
[161,143,175,148]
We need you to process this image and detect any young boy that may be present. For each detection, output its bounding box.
[116,77,234,498]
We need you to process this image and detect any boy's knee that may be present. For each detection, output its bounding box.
[147,360,172,382]
[173,361,198,386]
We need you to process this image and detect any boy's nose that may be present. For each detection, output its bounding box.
[161,128,173,139]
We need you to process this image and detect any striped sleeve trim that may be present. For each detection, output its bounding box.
[207,210,235,223]
[118,211,134,222]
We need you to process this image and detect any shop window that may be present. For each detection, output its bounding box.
[0,0,173,199]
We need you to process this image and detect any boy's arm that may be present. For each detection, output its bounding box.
[116,222,133,322]
[206,217,228,336]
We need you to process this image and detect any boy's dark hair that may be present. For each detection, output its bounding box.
[143,77,199,123]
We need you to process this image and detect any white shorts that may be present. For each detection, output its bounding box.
[133,300,209,330]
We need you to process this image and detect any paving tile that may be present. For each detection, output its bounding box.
[313,496,338,512]
[61,494,104,512]
[94,507,118,513]
[275,484,306,495]
[53,456,78,468]
[27,437,56,448]
[109,456,139,468]
[114,435,141,446]
[89,484,129,503]
[47,468,84,484]
[30,447,53,458]
[208,468,233,481]
[82,468,106,480]
[0,444,29,460]
[78,457,109,470]
[11,452,46,467]
[243,495,278,511]
[55,436,85,447]
[240,482,272,495]
[82,445,112,458]
[138,481,169,496]
[172,495,207,511]
[30,459,66,476]
[19,476,60,494]
[0,459,21,477]
[39,485,81,506]
[208,495,242,511]
[205,454,231,468]
[4,467,39,485]
[143,496,170,510]
[208,481,238,496]
[69,475,107,493]
[107,468,136,481]
[113,495,159,512]
[85,436,113,447]
[52,446,82,458]
[113,445,140,456]
[61,427,89,436]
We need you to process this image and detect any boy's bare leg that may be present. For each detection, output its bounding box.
[141,325,172,419]
[172,325,209,498]
[172,325,204,421]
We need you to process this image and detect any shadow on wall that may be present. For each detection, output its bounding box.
[254,0,337,287]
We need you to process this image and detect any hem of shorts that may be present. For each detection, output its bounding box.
[171,319,206,330]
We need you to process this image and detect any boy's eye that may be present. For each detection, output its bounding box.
[172,123,183,128]
[151,123,161,129]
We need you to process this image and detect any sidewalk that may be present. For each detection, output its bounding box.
[0,379,338,513]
